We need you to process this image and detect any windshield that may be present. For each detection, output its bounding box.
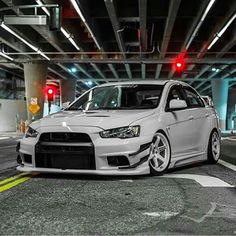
[66,84,164,111]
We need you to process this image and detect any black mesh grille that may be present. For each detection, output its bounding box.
[35,132,95,170]
[35,153,95,170]
[39,132,92,143]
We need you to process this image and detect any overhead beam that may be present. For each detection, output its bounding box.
[105,0,125,53]
[155,64,162,79]
[91,63,106,79]
[199,84,212,94]
[195,80,206,90]
[141,64,146,79]
[191,34,236,86]
[64,77,236,82]
[3,57,236,64]
[108,64,119,79]
[220,67,236,80]
[125,64,132,79]
[1,0,91,87]
[105,0,129,79]
[75,64,93,78]
[48,67,68,80]
[139,0,147,51]
[194,65,228,90]
[182,1,211,51]
[156,0,181,79]
[58,64,80,80]
[229,81,236,88]
[185,0,236,82]
[0,65,23,79]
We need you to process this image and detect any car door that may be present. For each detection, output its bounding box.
[163,85,194,157]
[182,86,209,153]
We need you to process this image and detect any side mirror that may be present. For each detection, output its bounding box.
[169,99,187,110]
[202,96,214,107]
[62,101,71,109]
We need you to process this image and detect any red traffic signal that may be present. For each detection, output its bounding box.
[173,55,185,72]
[46,87,55,102]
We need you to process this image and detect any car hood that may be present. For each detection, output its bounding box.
[32,109,155,130]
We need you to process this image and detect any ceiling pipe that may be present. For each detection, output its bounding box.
[3,50,236,56]
[1,58,235,64]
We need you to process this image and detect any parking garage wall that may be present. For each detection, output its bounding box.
[0,99,27,132]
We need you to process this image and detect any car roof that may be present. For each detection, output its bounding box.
[97,80,189,87]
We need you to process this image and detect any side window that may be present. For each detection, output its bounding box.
[166,85,185,110]
[183,87,205,108]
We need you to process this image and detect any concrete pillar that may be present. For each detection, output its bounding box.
[211,79,229,131]
[24,63,48,122]
[60,79,76,104]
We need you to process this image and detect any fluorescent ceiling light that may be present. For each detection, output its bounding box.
[208,12,236,50]
[35,0,50,16]
[70,0,101,50]
[207,36,219,49]
[61,27,70,39]
[218,13,236,37]
[1,22,50,60]
[70,0,86,22]
[61,26,80,50]
[38,50,50,61]
[1,22,38,51]
[0,51,14,61]
[36,1,80,51]
[68,37,80,51]
[186,0,215,50]
[212,67,220,72]
[200,0,215,21]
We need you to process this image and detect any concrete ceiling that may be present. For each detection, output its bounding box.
[0,0,235,94]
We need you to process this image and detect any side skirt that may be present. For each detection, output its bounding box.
[169,151,206,169]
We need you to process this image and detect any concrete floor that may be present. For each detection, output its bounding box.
[0,134,236,235]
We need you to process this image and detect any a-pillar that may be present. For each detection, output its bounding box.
[24,63,48,122]
[211,79,229,131]
[60,79,76,104]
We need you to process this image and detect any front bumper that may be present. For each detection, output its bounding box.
[18,126,152,176]
[16,161,149,175]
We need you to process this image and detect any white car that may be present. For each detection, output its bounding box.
[17,80,221,176]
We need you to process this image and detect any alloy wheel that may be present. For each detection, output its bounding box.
[149,132,170,173]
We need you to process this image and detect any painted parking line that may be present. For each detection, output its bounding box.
[0,137,10,140]
[0,172,30,186]
[221,137,236,141]
[162,174,234,187]
[0,172,38,192]
[218,160,236,172]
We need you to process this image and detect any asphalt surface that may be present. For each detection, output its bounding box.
[0,134,236,235]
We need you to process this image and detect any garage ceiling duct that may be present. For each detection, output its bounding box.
[4,15,47,25]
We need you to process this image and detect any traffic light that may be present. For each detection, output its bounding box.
[173,55,185,73]
[46,87,55,102]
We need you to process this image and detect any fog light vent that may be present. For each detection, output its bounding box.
[107,156,129,167]
[24,154,32,164]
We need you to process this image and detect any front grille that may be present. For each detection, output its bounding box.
[39,132,92,143]
[35,132,95,170]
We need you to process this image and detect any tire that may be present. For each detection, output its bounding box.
[149,132,171,176]
[207,130,220,164]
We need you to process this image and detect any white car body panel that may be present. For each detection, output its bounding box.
[17,80,220,175]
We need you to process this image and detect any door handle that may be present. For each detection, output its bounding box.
[188,115,194,120]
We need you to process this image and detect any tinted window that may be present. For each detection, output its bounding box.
[66,84,164,110]
[183,87,205,108]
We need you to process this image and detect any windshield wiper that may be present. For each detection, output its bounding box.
[64,108,84,111]
[95,107,128,110]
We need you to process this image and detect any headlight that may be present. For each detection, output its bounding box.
[25,126,39,138]
[99,126,140,139]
